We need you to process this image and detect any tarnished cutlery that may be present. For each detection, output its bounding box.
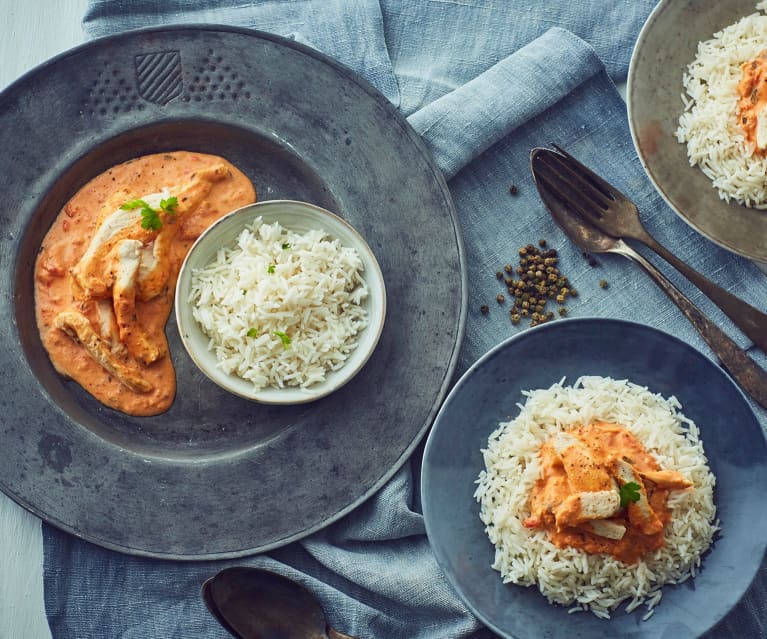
[530,146,767,410]
[534,144,767,354]
[202,566,357,639]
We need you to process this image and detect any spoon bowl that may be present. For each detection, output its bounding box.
[530,146,767,410]
[202,566,357,639]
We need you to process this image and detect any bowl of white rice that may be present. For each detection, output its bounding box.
[175,200,386,404]
[628,0,767,262]
[421,318,767,638]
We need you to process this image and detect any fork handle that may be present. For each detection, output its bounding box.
[612,242,767,409]
[633,230,767,353]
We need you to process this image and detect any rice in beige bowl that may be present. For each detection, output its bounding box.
[189,217,369,391]
[677,1,767,207]
[475,376,718,620]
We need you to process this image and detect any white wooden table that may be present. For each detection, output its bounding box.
[1,3,87,636]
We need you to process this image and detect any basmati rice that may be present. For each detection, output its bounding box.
[474,376,718,618]
[189,216,369,390]
[676,1,767,207]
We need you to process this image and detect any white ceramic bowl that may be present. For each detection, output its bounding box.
[175,200,386,404]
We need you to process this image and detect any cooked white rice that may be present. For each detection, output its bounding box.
[474,376,718,619]
[676,1,767,207]
[189,216,369,390]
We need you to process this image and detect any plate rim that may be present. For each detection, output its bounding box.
[626,0,767,264]
[2,24,468,559]
[421,316,767,638]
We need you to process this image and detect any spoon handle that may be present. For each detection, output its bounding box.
[611,241,767,409]
[633,228,767,353]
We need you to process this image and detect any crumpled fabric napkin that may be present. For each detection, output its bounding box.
[43,1,767,638]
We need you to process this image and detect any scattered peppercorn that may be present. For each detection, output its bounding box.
[493,240,577,330]
[599,279,609,289]
[496,293,505,303]
[509,184,518,195]
[480,304,489,314]
[582,251,599,267]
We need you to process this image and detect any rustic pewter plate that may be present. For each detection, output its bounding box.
[627,0,767,263]
[0,26,466,558]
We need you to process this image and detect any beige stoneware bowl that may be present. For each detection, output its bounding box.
[175,200,387,404]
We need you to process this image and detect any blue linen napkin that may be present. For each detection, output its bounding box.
[42,1,767,638]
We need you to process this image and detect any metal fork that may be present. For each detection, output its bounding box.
[531,147,767,410]
[535,145,767,354]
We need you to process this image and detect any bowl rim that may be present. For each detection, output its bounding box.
[626,0,767,264]
[421,316,767,638]
[174,199,387,404]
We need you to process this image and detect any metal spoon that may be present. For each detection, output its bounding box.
[202,566,358,639]
[543,143,767,353]
[530,147,767,410]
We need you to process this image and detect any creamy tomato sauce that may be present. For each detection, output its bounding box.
[34,151,256,416]
[524,421,692,565]
[737,51,767,151]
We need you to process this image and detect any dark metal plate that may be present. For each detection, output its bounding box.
[628,0,767,263]
[0,26,466,559]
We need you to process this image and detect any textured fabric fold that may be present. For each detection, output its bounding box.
[407,27,603,179]
[82,0,401,105]
[41,1,767,638]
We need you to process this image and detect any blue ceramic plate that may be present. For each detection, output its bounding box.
[422,318,767,638]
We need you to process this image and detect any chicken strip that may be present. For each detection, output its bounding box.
[553,489,621,528]
[582,519,627,540]
[638,469,693,490]
[615,459,664,535]
[54,310,153,393]
[111,239,166,365]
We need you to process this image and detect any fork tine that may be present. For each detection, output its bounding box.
[533,151,610,226]
[534,161,604,224]
[551,144,625,204]
[539,150,613,213]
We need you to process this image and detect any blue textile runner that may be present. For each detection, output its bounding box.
[42,1,767,637]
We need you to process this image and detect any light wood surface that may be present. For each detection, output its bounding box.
[1,3,88,637]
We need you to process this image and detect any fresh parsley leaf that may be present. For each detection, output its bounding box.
[120,199,150,211]
[160,196,178,213]
[267,264,276,274]
[619,481,641,508]
[140,208,162,231]
[246,328,258,338]
[121,195,177,231]
[281,242,291,249]
[273,331,291,348]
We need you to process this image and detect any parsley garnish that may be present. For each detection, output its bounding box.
[619,481,641,508]
[273,331,291,348]
[267,264,276,274]
[160,196,178,213]
[121,195,177,231]
[281,242,291,249]
[246,328,258,338]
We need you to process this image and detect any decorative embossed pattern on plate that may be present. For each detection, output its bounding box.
[134,50,182,105]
